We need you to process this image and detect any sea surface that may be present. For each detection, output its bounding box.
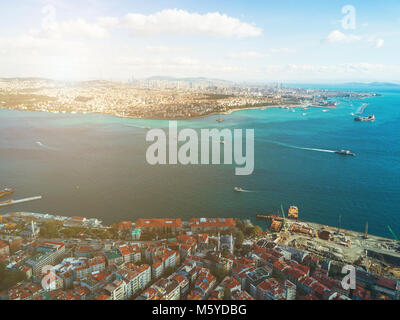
[0,85,399,238]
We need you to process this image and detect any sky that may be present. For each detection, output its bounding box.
[0,0,400,83]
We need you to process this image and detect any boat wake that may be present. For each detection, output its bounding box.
[356,103,369,115]
[266,140,336,153]
[35,141,59,151]
[125,124,148,129]
[241,189,255,193]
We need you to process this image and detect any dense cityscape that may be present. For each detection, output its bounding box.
[0,206,399,301]
[0,77,397,301]
[0,78,378,120]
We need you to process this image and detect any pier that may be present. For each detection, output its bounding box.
[256,214,283,221]
[0,196,42,207]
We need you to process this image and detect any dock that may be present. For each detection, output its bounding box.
[0,196,42,207]
[256,214,283,221]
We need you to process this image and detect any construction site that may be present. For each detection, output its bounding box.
[257,206,400,279]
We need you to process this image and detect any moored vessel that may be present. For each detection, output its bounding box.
[0,188,14,199]
[354,115,375,122]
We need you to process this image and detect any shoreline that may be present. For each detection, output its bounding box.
[3,211,395,242]
[0,103,314,122]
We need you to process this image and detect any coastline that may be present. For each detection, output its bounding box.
[0,103,312,122]
[4,210,396,242]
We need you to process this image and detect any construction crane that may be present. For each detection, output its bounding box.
[280,204,288,231]
[387,225,400,242]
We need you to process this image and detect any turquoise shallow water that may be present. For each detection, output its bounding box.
[0,85,399,238]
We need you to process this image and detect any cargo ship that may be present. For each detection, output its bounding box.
[0,188,14,199]
[354,115,375,122]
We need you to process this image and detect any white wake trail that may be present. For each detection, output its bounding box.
[36,141,59,151]
[266,140,336,153]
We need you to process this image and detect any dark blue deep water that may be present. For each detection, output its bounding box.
[0,85,399,238]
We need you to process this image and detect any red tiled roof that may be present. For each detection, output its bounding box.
[0,240,9,249]
[172,274,186,284]
[40,241,65,250]
[118,221,133,229]
[198,234,209,242]
[223,277,240,290]
[71,216,85,221]
[375,276,397,290]
[190,218,236,228]
[136,218,182,228]
[187,293,202,300]
[76,246,90,252]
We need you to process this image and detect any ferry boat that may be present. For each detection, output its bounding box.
[354,115,375,122]
[335,149,356,156]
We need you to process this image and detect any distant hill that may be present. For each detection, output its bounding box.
[343,82,400,88]
[0,77,53,82]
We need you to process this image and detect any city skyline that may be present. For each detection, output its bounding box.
[1,0,400,82]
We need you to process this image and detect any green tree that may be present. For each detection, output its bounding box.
[254,226,263,236]
[223,287,232,300]
[39,220,60,238]
[0,262,26,292]
[235,230,244,249]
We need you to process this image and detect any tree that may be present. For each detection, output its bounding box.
[272,270,285,283]
[39,220,59,238]
[223,287,232,300]
[328,263,345,280]
[211,267,229,282]
[234,231,244,249]
[0,262,26,292]
[254,226,263,236]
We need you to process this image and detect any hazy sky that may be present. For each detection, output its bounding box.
[1,0,400,82]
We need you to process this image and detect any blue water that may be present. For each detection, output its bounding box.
[0,86,399,238]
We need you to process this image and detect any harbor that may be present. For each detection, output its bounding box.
[256,208,400,277]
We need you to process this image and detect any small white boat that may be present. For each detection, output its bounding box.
[234,187,244,192]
